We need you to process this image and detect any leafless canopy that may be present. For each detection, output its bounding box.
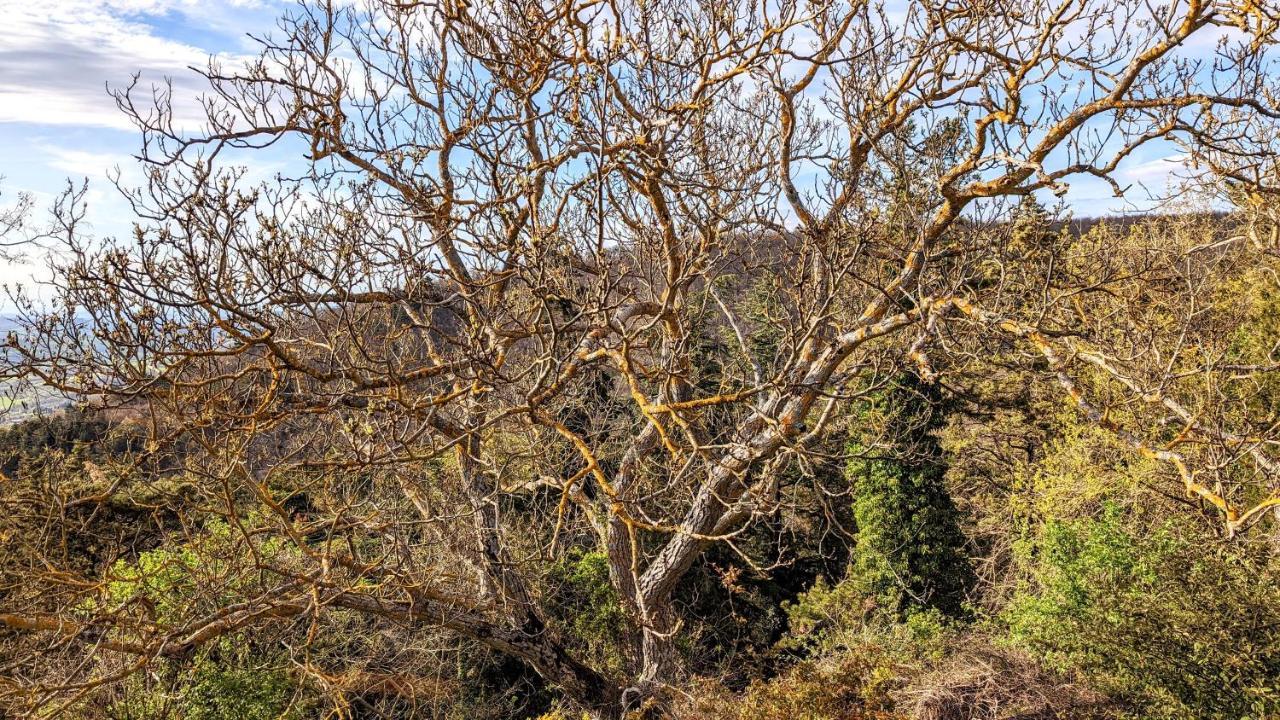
[4,0,1280,717]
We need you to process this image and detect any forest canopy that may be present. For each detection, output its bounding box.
[3,1,1280,719]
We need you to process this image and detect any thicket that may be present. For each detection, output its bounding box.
[3,213,1277,719]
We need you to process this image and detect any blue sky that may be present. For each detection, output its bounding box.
[0,0,291,292]
[0,0,1211,297]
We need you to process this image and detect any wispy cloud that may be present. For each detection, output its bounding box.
[1118,154,1192,194]
[39,145,135,179]
[0,0,264,130]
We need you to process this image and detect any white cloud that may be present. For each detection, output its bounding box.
[1119,155,1190,187]
[39,146,135,179]
[0,0,264,130]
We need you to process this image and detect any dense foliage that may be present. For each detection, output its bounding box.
[843,375,974,621]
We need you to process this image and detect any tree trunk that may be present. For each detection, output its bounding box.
[639,601,680,688]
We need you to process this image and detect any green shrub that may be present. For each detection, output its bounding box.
[1005,503,1280,719]
[549,548,629,675]
[185,666,302,720]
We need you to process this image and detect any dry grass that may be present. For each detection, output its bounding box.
[899,639,1115,720]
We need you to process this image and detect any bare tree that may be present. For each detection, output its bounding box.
[0,182,32,261]
[3,0,1280,717]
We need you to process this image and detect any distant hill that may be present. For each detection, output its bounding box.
[0,315,72,425]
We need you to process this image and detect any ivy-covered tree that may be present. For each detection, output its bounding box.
[845,374,974,619]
